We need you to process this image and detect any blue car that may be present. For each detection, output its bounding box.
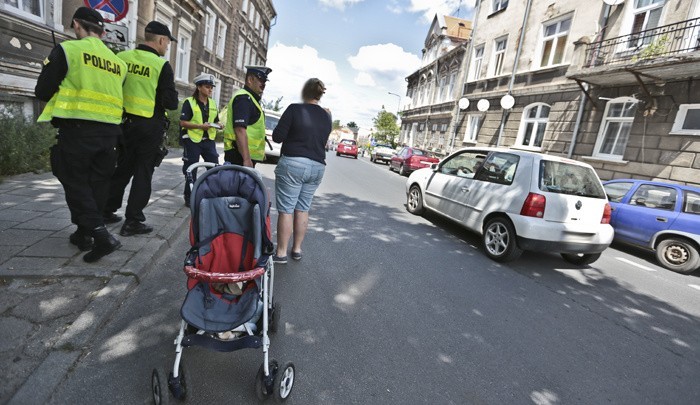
[602,179,700,274]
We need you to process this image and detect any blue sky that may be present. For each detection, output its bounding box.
[263,0,476,134]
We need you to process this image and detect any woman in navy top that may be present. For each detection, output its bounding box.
[271,78,332,263]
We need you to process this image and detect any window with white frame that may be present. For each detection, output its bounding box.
[516,103,550,148]
[244,43,251,67]
[215,21,227,58]
[255,9,261,30]
[447,71,456,100]
[204,9,216,50]
[464,115,481,142]
[237,39,246,69]
[627,0,665,49]
[493,37,507,76]
[248,4,255,23]
[3,0,43,20]
[540,17,571,67]
[593,98,639,159]
[212,77,222,106]
[438,76,447,102]
[242,0,249,14]
[493,0,508,13]
[471,45,484,80]
[671,104,700,135]
[176,28,192,82]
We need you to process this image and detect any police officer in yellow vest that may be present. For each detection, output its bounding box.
[223,65,272,167]
[179,73,221,206]
[104,21,179,236]
[35,7,126,263]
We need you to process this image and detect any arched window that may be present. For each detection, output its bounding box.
[593,97,638,159]
[516,103,550,148]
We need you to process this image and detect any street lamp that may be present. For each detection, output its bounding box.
[387,92,402,116]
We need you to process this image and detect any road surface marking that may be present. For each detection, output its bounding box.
[689,284,700,292]
[616,257,657,272]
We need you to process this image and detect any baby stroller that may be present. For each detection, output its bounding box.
[151,162,295,403]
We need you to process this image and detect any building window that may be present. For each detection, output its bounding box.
[671,104,700,135]
[540,17,571,67]
[628,0,665,48]
[176,28,192,82]
[464,115,481,142]
[212,77,222,106]
[237,39,246,69]
[204,9,216,50]
[493,0,509,13]
[215,21,227,59]
[593,97,638,159]
[248,4,255,23]
[493,37,507,76]
[155,13,174,60]
[418,123,425,131]
[432,124,438,132]
[440,123,448,132]
[471,45,484,80]
[516,103,550,148]
[437,76,447,102]
[241,0,249,14]
[447,71,456,100]
[4,0,43,20]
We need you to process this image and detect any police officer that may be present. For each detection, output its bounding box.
[223,65,272,167]
[35,7,126,262]
[179,73,221,206]
[103,21,179,236]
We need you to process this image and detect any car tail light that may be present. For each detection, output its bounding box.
[520,193,546,218]
[601,203,611,224]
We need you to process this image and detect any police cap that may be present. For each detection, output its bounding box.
[70,7,104,28]
[194,73,217,87]
[245,65,272,82]
[145,21,177,42]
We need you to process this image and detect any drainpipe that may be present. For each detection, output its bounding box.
[568,82,588,158]
[497,0,534,146]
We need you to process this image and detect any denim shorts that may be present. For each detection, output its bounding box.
[274,155,325,214]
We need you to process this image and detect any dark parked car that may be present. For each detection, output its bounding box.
[603,179,700,274]
[389,146,439,176]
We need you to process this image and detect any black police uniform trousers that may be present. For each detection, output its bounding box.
[105,117,165,222]
[182,137,219,202]
[50,123,120,231]
[224,148,258,167]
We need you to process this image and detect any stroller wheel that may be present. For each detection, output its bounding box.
[255,360,278,400]
[151,369,171,405]
[273,362,295,402]
[168,365,188,401]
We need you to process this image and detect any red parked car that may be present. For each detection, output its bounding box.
[336,139,358,159]
[390,146,439,176]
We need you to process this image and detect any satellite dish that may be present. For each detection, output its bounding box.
[477,99,490,112]
[458,97,470,110]
[602,0,624,5]
[500,94,515,109]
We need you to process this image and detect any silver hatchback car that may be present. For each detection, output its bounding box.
[406,147,614,265]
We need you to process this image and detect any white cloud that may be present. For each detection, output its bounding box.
[347,43,421,92]
[318,0,364,10]
[399,0,475,22]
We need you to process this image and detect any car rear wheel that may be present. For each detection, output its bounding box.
[399,164,407,176]
[655,238,700,274]
[561,253,601,266]
[407,185,425,215]
[483,217,522,262]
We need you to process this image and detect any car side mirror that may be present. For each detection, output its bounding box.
[430,163,438,171]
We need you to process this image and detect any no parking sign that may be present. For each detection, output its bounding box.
[83,0,129,22]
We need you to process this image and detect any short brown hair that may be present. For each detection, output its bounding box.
[301,78,326,101]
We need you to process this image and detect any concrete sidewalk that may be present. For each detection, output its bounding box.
[0,150,190,404]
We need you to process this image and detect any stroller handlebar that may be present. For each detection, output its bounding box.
[186,162,218,174]
[184,265,266,283]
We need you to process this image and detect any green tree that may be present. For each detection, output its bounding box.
[372,110,399,147]
[261,96,284,111]
[346,121,358,129]
[332,119,341,130]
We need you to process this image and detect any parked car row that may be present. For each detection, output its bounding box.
[402,147,700,274]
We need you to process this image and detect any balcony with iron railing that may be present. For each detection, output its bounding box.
[584,16,700,68]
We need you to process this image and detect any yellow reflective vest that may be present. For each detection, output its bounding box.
[184,97,217,143]
[223,89,266,161]
[38,37,126,124]
[118,49,166,118]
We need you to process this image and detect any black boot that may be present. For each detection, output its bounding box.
[103,212,123,224]
[69,226,93,251]
[83,226,121,263]
[120,220,153,236]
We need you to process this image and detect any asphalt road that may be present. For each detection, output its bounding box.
[48,152,700,404]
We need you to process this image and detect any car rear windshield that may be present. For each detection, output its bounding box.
[539,161,606,198]
[413,149,427,156]
[341,140,356,145]
[265,116,279,131]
